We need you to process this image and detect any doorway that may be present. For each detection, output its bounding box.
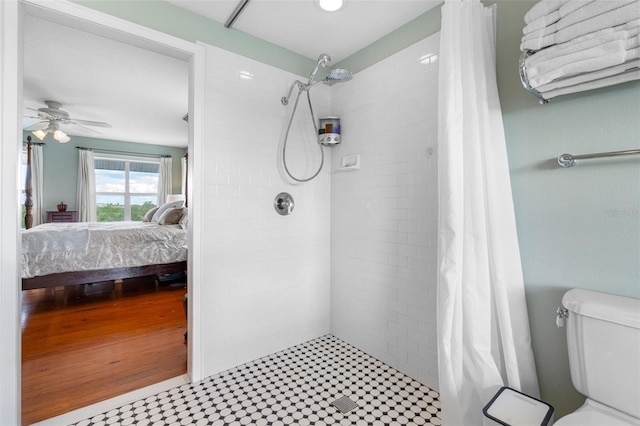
[4,1,205,423]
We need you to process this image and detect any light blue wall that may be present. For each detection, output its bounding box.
[74,0,640,418]
[491,0,640,417]
[23,132,186,215]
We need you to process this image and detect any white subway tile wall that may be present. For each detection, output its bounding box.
[330,34,440,390]
[201,44,332,376]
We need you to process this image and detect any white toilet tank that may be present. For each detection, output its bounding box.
[562,289,640,419]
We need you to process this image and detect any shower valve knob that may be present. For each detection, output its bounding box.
[274,192,294,215]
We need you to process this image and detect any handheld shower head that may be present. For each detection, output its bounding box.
[309,53,332,83]
[317,53,331,67]
[281,53,352,105]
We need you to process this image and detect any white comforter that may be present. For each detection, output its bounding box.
[22,221,188,279]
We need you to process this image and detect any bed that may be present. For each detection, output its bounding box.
[22,136,188,291]
[22,221,187,290]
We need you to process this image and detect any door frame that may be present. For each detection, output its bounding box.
[0,0,205,422]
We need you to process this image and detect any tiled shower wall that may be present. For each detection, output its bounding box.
[330,34,440,389]
[201,44,332,376]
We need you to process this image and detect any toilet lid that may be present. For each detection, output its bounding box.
[554,400,640,426]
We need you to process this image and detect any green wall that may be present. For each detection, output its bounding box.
[75,0,640,418]
[491,0,640,417]
[23,132,186,216]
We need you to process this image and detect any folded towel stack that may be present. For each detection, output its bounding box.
[520,0,640,100]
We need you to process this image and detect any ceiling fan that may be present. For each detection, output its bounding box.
[24,100,112,143]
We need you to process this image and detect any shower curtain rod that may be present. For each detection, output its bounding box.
[557,148,640,167]
[224,0,250,28]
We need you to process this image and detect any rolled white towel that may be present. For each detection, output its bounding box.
[536,58,640,92]
[523,0,595,34]
[520,1,640,51]
[558,0,594,17]
[526,21,640,67]
[525,0,569,24]
[539,68,640,99]
[524,0,637,37]
[524,10,561,34]
[558,0,637,31]
[528,38,640,87]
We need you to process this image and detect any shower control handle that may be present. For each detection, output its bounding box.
[274,192,294,215]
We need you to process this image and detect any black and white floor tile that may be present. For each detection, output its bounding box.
[73,335,442,426]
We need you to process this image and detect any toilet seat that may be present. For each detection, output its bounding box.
[554,399,640,426]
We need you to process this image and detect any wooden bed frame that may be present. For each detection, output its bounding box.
[21,261,187,291]
[22,136,188,291]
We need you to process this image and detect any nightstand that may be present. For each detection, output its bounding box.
[46,211,78,223]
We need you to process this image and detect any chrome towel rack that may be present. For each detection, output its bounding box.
[519,50,549,104]
[557,149,640,167]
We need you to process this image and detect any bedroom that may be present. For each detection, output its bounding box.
[19,10,190,424]
[1,0,639,426]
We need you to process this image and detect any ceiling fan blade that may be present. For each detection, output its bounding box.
[65,121,103,135]
[68,118,112,128]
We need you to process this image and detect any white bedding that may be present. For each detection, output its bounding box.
[22,221,187,279]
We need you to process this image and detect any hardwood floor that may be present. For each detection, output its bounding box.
[21,277,187,425]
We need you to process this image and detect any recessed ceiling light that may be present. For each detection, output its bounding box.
[318,0,344,12]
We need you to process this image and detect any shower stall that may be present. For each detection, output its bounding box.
[200,37,440,390]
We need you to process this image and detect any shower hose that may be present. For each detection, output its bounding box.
[282,85,324,183]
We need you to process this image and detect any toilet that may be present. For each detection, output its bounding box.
[554,288,640,425]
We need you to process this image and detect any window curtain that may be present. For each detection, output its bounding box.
[157,157,172,206]
[436,1,540,424]
[30,144,44,226]
[181,155,187,196]
[77,149,96,222]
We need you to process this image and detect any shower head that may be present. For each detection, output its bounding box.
[281,55,352,105]
[323,68,352,83]
[308,53,332,83]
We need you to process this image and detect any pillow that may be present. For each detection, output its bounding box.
[143,206,159,222]
[151,200,184,222]
[178,208,188,229]
[157,207,184,225]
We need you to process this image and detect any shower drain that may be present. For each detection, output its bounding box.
[330,395,359,414]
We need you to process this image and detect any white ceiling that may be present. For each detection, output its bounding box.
[166,0,441,62]
[22,1,440,148]
[23,15,189,148]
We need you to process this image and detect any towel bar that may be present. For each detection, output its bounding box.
[557,149,640,167]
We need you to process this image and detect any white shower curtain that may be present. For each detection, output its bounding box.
[436,1,540,424]
[77,148,96,222]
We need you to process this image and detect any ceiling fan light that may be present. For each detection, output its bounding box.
[32,129,47,140]
[54,130,70,143]
[318,0,343,12]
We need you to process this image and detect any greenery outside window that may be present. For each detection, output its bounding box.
[94,154,160,222]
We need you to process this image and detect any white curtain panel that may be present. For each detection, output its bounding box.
[436,1,540,424]
[181,155,187,196]
[77,149,97,222]
[31,144,44,226]
[158,157,172,206]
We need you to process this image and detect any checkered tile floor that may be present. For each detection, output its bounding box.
[73,335,441,425]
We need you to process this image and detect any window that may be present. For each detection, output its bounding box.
[94,154,160,222]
